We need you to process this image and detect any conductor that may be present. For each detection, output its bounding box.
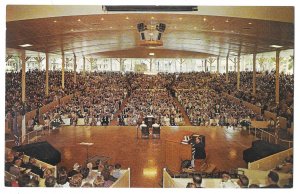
[194,137,206,159]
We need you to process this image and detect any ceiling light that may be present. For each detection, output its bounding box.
[194,27,197,29]
[101,17,104,21]
[174,26,177,29]
[212,27,215,31]
[179,17,182,21]
[126,16,129,20]
[203,18,207,21]
[149,53,155,56]
[151,16,155,19]
[149,32,154,36]
[19,44,32,47]
[270,45,283,48]
[130,26,134,28]
[109,26,113,29]
[248,22,252,25]
[77,19,81,22]
[231,30,234,33]
[225,19,229,23]
[70,29,74,31]
[90,27,93,30]
[53,20,57,23]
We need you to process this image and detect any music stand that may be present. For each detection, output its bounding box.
[79,142,94,162]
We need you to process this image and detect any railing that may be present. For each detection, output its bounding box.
[5,147,57,178]
[22,154,57,178]
[247,148,293,171]
[250,128,293,148]
[5,94,75,144]
[163,168,176,188]
[222,92,290,129]
[14,94,74,130]
[110,168,130,188]
[23,128,47,145]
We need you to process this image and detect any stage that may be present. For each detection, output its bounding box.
[6,125,254,187]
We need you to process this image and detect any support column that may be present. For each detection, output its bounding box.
[21,51,26,143]
[204,59,207,72]
[226,55,229,82]
[45,53,49,96]
[21,51,26,103]
[252,53,257,96]
[83,56,86,77]
[150,58,153,72]
[217,56,220,74]
[110,58,113,71]
[73,54,77,83]
[237,55,240,90]
[90,58,93,72]
[275,50,280,104]
[62,53,65,89]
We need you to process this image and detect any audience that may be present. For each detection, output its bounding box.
[119,89,184,126]
[5,69,293,188]
[263,171,280,188]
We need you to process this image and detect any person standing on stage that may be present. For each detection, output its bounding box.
[194,137,206,159]
[191,136,206,168]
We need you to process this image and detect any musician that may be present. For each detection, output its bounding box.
[190,136,206,168]
[194,137,206,160]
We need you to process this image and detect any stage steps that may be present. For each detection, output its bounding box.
[172,96,192,126]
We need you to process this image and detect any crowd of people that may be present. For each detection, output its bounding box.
[172,72,212,90]
[208,71,294,122]
[176,89,258,126]
[118,89,184,126]
[6,70,294,129]
[186,170,292,188]
[5,70,85,116]
[41,72,128,126]
[5,150,123,187]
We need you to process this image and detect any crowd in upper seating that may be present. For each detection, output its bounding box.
[176,89,258,126]
[208,71,294,123]
[5,70,83,115]
[5,149,123,187]
[172,72,212,90]
[118,89,184,126]
[126,72,175,90]
[41,72,128,126]
[5,70,294,129]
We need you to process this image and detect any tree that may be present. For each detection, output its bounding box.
[288,55,294,71]
[257,56,267,71]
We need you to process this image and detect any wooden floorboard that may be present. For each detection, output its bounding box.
[6,126,255,188]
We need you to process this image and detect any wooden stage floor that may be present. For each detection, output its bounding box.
[8,126,255,188]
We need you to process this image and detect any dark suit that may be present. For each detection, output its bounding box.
[194,142,206,159]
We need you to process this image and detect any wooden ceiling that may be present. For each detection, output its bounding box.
[6,12,294,58]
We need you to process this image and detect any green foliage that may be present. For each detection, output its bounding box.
[134,63,147,73]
